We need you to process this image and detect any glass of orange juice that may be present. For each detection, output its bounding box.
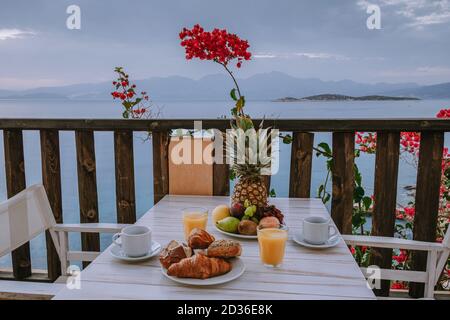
[257,224,288,267]
[182,207,208,239]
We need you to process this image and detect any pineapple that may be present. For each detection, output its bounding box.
[227,113,271,207]
[231,163,268,207]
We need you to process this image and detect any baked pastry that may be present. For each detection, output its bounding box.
[207,240,242,258]
[187,228,215,249]
[159,240,192,269]
[167,253,231,279]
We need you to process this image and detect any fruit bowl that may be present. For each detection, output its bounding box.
[213,202,285,240]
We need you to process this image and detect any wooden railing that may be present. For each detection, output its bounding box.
[1,118,449,298]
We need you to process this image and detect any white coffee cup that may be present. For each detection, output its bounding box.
[112,225,152,257]
[302,216,338,245]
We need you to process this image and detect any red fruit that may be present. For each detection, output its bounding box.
[230,202,245,219]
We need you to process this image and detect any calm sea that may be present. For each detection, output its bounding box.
[0,98,449,269]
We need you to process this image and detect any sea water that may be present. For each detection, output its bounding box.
[0,98,448,269]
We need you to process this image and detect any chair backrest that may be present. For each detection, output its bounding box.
[443,222,450,249]
[0,184,57,258]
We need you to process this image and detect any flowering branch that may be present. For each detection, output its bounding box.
[179,24,252,129]
[111,67,152,119]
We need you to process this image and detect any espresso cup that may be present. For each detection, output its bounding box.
[112,225,152,257]
[302,216,338,245]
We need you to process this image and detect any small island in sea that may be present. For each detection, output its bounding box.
[273,94,420,102]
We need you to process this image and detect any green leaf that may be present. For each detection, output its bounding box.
[355,186,365,197]
[323,193,331,204]
[318,184,324,197]
[318,142,331,155]
[122,101,132,109]
[326,159,333,171]
[355,169,362,186]
[122,110,129,119]
[269,188,277,197]
[362,196,372,210]
[230,88,238,101]
[235,97,244,113]
[282,134,292,144]
[352,213,363,227]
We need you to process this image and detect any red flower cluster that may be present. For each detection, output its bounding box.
[397,206,415,220]
[437,108,450,118]
[355,132,377,153]
[132,108,147,115]
[179,24,251,67]
[391,282,407,290]
[400,132,420,155]
[393,249,408,264]
[350,246,356,255]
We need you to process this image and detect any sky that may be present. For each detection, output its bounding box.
[0,0,450,90]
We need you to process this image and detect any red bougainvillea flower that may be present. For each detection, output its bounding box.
[437,108,450,118]
[355,132,377,153]
[179,24,251,67]
[403,207,415,219]
[349,246,356,255]
[393,249,408,263]
[391,282,407,290]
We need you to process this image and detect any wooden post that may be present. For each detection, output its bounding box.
[75,130,99,268]
[3,129,32,279]
[331,132,354,234]
[409,131,444,298]
[114,130,136,223]
[370,131,400,296]
[40,129,63,281]
[152,131,170,204]
[289,132,314,198]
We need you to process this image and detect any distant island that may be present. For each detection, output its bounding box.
[274,94,420,102]
[0,93,69,100]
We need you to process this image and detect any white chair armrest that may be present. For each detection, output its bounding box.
[52,223,131,233]
[342,235,444,251]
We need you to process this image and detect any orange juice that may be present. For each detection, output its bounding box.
[257,227,288,267]
[182,208,208,239]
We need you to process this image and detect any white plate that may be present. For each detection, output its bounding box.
[110,241,161,261]
[293,232,340,249]
[161,257,245,286]
[214,225,257,239]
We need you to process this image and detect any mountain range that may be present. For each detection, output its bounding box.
[0,71,449,100]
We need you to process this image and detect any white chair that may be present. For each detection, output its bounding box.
[0,184,130,299]
[342,226,450,299]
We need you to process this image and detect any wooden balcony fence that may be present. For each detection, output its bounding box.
[0,118,449,298]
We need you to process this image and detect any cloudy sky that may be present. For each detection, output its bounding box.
[1,0,450,90]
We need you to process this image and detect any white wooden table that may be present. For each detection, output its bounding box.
[53,196,376,300]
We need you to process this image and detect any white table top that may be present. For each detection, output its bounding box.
[53,195,376,300]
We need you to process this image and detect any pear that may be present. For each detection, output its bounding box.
[216,216,240,233]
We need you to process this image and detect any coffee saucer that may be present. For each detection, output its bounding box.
[110,241,161,261]
[293,232,340,249]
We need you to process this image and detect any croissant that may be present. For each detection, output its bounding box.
[167,253,231,279]
[159,240,192,269]
[187,228,215,249]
